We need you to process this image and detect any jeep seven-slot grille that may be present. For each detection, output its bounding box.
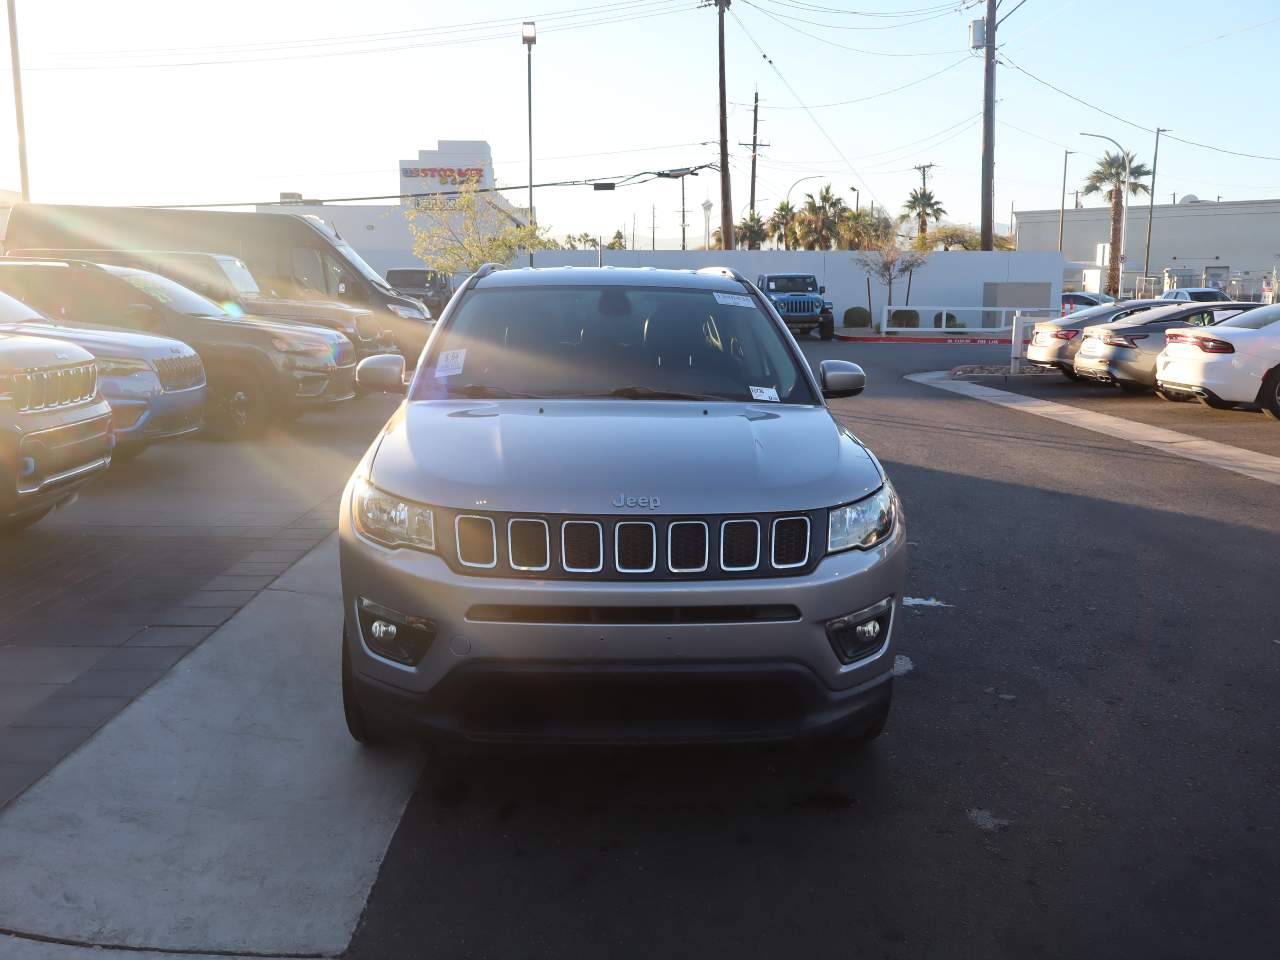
[11,363,97,412]
[154,355,205,391]
[441,510,822,581]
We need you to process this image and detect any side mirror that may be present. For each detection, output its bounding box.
[819,285,827,295]
[819,359,866,399]
[356,354,407,394]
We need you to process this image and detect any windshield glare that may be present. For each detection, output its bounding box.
[767,276,817,294]
[1218,306,1280,329]
[410,285,815,404]
[115,269,230,316]
[337,242,393,291]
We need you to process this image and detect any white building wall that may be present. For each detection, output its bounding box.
[1016,199,1280,290]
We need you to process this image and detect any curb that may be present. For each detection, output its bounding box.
[833,334,1022,344]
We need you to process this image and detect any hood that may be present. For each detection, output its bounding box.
[0,322,196,361]
[0,332,95,369]
[193,312,347,345]
[240,296,367,326]
[369,400,883,515]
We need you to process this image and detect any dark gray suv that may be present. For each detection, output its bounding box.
[339,266,906,747]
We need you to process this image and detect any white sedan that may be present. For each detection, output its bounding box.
[1155,304,1280,418]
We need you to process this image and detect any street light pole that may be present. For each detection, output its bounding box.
[1144,127,1168,279]
[522,22,536,267]
[1057,149,1073,252]
[6,0,29,201]
[784,175,820,251]
[1081,132,1130,297]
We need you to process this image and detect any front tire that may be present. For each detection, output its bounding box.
[823,682,892,751]
[209,372,270,439]
[1261,369,1280,421]
[1117,380,1149,394]
[819,316,835,341]
[342,627,389,746]
[0,507,52,536]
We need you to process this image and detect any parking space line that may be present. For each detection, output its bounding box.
[905,371,1280,488]
[0,536,423,959]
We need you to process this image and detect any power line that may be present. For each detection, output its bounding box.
[52,0,679,60]
[728,6,881,207]
[141,163,715,210]
[1002,54,1280,163]
[752,0,975,30]
[758,0,968,17]
[30,2,696,70]
[742,54,973,109]
[741,0,973,55]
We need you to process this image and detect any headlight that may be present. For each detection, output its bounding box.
[390,303,426,321]
[96,356,152,376]
[828,483,896,553]
[270,335,331,357]
[352,477,435,551]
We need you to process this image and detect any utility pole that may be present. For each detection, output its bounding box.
[715,0,734,249]
[679,176,689,251]
[1143,127,1167,278]
[738,89,769,216]
[7,0,30,201]
[912,163,936,191]
[979,0,997,250]
[1073,190,1080,208]
[1057,149,1073,252]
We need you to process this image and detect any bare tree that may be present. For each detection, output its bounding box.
[856,244,928,316]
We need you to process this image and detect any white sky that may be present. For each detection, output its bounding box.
[3,0,1280,247]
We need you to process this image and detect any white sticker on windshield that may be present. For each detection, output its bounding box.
[750,385,779,402]
[713,291,755,308]
[433,349,466,378]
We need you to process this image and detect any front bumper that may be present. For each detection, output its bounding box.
[339,498,907,743]
[1,401,114,521]
[290,361,357,406]
[109,383,206,450]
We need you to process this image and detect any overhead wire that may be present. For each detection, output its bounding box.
[741,0,974,56]
[742,54,973,109]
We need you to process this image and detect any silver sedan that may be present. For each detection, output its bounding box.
[1027,300,1165,380]
[1072,302,1258,392]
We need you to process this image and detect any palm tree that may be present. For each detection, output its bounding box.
[903,188,946,242]
[1082,151,1152,296]
[838,205,898,251]
[767,201,797,250]
[736,211,768,250]
[795,184,848,250]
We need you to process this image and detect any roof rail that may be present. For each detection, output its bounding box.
[695,265,751,286]
[473,262,506,280]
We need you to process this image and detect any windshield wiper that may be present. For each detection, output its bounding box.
[447,383,542,399]
[566,386,727,401]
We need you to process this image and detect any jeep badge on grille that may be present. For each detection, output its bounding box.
[612,495,661,510]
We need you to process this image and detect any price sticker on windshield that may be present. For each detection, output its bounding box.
[713,292,755,308]
[434,349,466,378]
[750,385,780,402]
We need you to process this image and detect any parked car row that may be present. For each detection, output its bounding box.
[1028,299,1280,420]
[0,249,419,534]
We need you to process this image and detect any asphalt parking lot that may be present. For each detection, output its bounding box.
[1,341,1277,959]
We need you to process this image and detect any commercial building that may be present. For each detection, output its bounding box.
[257,140,529,276]
[1015,197,1280,299]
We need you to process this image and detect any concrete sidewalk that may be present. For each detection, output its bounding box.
[0,536,423,958]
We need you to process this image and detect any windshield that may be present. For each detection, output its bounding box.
[336,242,394,292]
[1217,305,1280,329]
[766,276,818,294]
[113,268,230,316]
[410,284,816,404]
[0,290,45,324]
[219,258,261,295]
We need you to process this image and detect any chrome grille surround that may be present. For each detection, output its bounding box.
[507,518,550,572]
[614,521,658,574]
[154,355,205,391]
[455,514,497,569]
[561,520,605,573]
[436,510,822,581]
[667,520,709,574]
[771,516,811,570]
[720,518,762,572]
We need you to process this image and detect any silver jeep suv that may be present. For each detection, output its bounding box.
[339,266,906,746]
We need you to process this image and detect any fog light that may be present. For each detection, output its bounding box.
[357,597,436,666]
[826,597,894,664]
